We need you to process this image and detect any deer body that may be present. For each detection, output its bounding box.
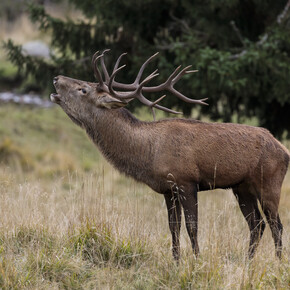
[84,108,288,194]
[51,51,289,261]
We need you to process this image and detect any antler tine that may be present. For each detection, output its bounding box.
[172,65,192,84]
[143,65,182,92]
[108,64,127,95]
[154,104,181,114]
[151,94,166,106]
[142,64,209,106]
[150,95,181,121]
[112,52,127,74]
[107,53,128,94]
[171,66,199,85]
[171,87,209,105]
[185,69,198,74]
[121,70,182,115]
[169,65,208,104]
[130,70,159,99]
[91,51,99,70]
[93,54,105,87]
[137,69,159,91]
[135,93,181,114]
[110,69,159,100]
[100,49,111,82]
[105,52,160,90]
[133,52,159,86]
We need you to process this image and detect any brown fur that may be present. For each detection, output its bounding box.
[51,75,290,261]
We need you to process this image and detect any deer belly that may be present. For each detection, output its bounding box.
[197,159,250,189]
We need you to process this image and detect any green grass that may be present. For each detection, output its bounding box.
[0,104,289,289]
[0,104,101,178]
[0,59,18,79]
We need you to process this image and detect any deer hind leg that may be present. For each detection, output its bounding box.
[255,171,284,259]
[257,154,287,259]
[164,192,182,261]
[179,184,199,257]
[232,186,266,259]
[261,199,283,259]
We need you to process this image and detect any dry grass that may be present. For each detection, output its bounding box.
[0,105,289,289]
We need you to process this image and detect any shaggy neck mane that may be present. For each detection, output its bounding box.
[83,108,155,181]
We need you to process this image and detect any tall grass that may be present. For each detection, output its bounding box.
[0,105,289,288]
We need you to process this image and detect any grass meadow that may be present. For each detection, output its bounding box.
[0,104,289,289]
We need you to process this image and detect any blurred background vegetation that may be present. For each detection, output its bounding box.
[1,0,290,137]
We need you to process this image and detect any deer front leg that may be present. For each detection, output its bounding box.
[180,184,199,256]
[164,192,182,261]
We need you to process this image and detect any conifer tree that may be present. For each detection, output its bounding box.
[4,0,290,137]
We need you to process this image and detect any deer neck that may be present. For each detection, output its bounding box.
[84,108,154,181]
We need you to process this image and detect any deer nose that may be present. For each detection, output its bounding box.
[53,77,59,84]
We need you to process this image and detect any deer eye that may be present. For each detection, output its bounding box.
[81,88,87,94]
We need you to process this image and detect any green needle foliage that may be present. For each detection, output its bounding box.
[4,0,290,137]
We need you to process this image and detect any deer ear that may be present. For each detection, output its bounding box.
[99,94,127,109]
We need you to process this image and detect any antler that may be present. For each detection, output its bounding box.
[92,50,208,116]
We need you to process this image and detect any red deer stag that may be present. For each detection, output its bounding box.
[51,50,289,261]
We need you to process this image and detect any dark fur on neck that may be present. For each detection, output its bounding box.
[83,108,155,184]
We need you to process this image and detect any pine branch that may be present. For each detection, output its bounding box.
[229,0,290,60]
[169,11,191,33]
[230,20,246,47]
[277,0,290,24]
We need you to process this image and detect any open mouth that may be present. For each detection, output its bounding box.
[50,77,62,103]
[50,93,61,103]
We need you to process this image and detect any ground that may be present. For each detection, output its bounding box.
[0,104,289,289]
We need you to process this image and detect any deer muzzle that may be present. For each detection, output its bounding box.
[50,76,61,103]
